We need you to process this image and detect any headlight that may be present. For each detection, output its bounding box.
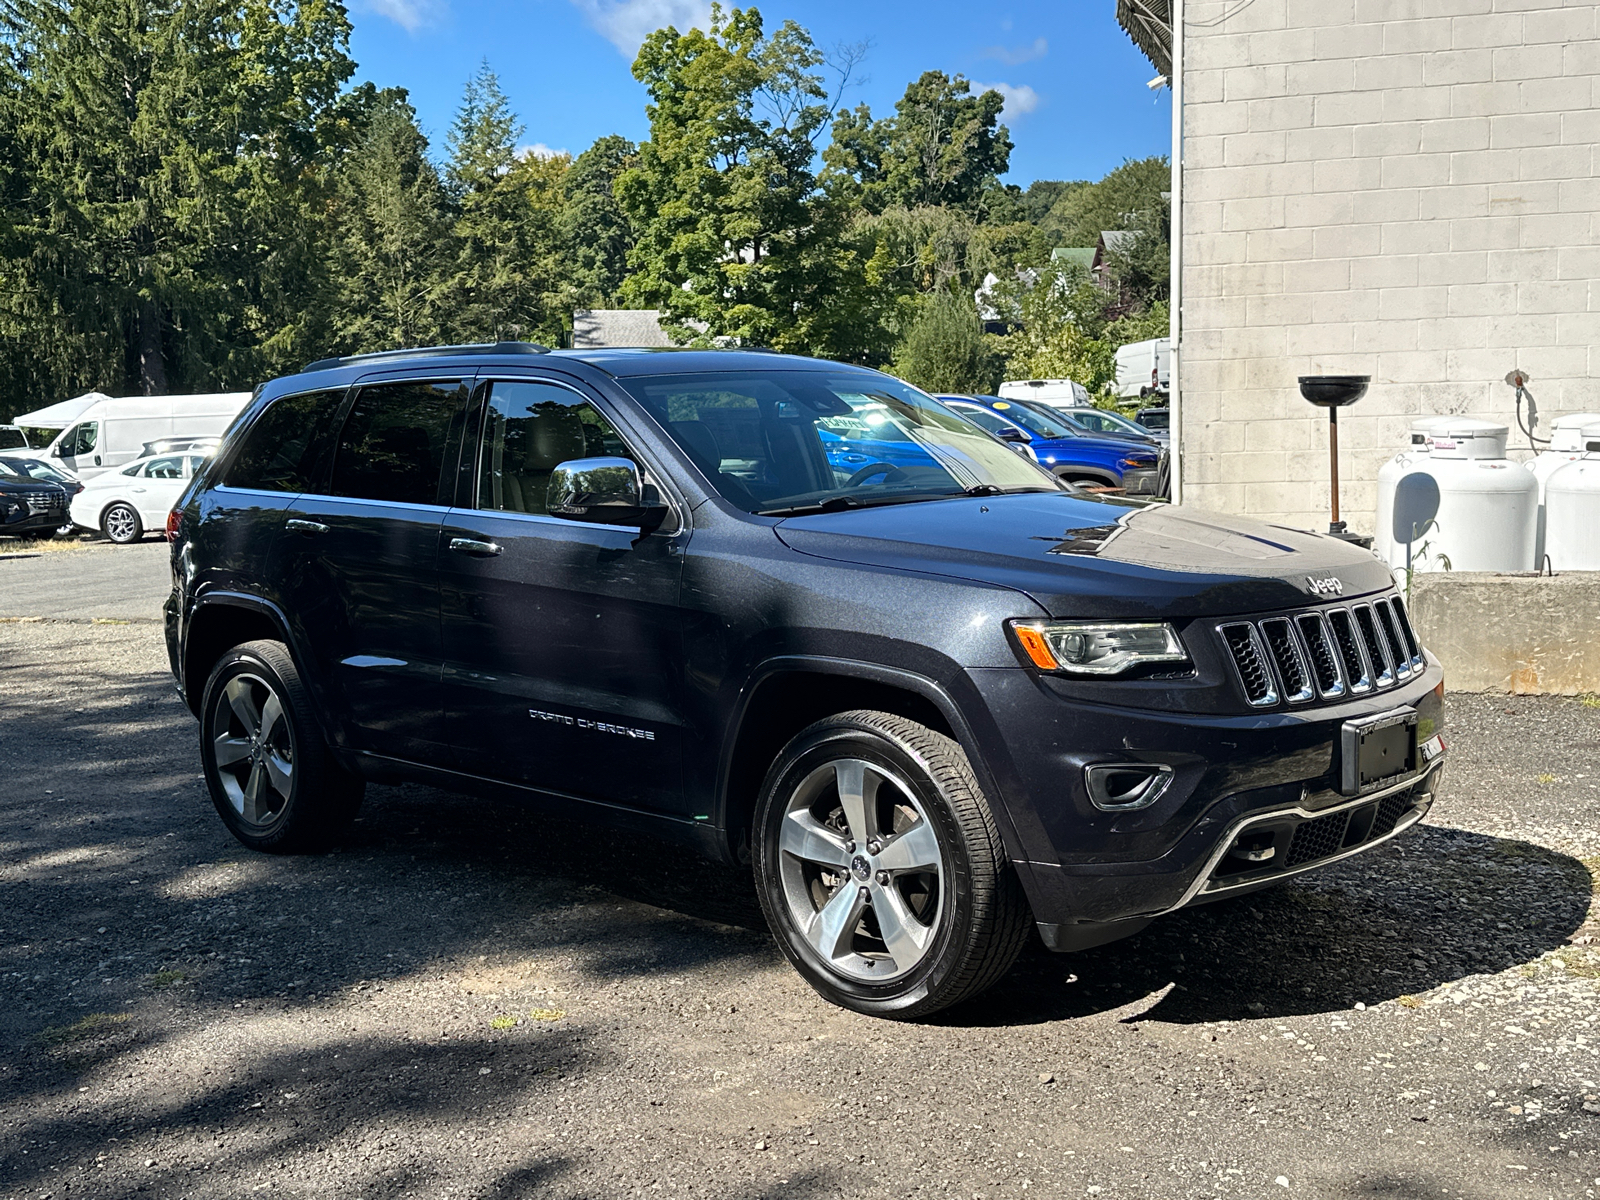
[1009,620,1189,676]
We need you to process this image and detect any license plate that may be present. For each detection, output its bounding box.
[1340,707,1418,795]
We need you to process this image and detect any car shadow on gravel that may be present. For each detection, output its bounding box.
[943,823,1594,1028]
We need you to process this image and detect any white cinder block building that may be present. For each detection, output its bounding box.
[1123,0,1600,533]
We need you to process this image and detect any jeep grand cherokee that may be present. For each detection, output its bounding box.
[165,344,1446,1019]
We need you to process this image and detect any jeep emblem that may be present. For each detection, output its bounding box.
[1306,575,1344,597]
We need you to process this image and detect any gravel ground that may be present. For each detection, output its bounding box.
[0,537,169,620]
[0,603,1597,1199]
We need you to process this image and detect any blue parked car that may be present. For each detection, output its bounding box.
[937,395,1165,496]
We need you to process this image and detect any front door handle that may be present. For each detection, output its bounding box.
[286,519,329,535]
[449,537,502,557]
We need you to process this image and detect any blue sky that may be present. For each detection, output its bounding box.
[344,0,1171,186]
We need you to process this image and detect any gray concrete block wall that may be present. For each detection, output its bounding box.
[1180,0,1600,532]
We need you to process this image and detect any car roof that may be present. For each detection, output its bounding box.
[296,342,873,381]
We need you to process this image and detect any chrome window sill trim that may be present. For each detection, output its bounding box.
[1159,764,1442,916]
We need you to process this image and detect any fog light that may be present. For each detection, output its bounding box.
[1084,763,1173,811]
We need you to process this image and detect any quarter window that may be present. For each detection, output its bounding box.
[477,381,634,516]
[328,381,466,506]
[226,388,346,493]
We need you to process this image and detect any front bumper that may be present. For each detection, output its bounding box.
[1120,466,1162,496]
[967,661,1446,949]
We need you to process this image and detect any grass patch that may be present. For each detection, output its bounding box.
[145,970,186,988]
[1579,695,1600,709]
[34,1012,130,1047]
[489,1015,518,1030]
[1397,994,1423,1009]
[527,1008,565,1022]
[0,535,86,554]
[1536,773,1559,784]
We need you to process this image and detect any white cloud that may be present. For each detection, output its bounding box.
[361,0,440,33]
[971,81,1041,116]
[518,143,571,160]
[982,37,1048,66]
[569,0,712,56]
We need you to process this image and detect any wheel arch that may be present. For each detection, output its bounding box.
[715,657,1000,866]
[1054,465,1119,487]
[182,593,301,717]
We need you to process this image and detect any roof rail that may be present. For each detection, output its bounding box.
[301,341,550,373]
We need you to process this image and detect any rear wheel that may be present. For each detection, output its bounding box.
[199,640,363,853]
[101,502,142,544]
[753,710,1031,1019]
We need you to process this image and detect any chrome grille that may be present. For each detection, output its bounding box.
[25,494,60,515]
[1219,594,1425,709]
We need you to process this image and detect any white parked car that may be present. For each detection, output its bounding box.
[70,451,209,544]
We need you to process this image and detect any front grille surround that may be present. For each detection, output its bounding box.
[1218,593,1426,710]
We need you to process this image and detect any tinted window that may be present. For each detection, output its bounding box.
[477,381,633,516]
[0,428,25,450]
[329,380,464,506]
[226,389,346,492]
[989,401,1076,439]
[952,406,1012,435]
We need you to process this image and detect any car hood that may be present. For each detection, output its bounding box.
[773,492,1394,618]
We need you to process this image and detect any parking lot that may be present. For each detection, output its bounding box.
[2,541,1598,1200]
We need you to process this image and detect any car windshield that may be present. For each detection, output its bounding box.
[616,371,1061,516]
[980,399,1080,440]
[0,457,68,483]
[1139,409,1170,431]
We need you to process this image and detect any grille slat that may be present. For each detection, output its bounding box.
[1326,608,1373,694]
[1295,613,1345,699]
[1219,595,1423,708]
[1220,622,1278,707]
[1352,604,1395,688]
[1260,617,1314,703]
[1373,599,1411,680]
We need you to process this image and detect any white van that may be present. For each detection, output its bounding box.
[10,392,250,480]
[997,379,1091,405]
[1115,338,1171,400]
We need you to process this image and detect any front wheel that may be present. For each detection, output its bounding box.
[753,710,1031,1019]
[101,502,142,544]
[199,639,363,853]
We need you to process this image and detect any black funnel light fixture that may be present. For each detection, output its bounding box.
[1299,375,1370,544]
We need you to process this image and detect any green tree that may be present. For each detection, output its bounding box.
[326,92,455,352]
[560,134,637,308]
[438,63,568,345]
[825,72,1012,218]
[617,5,878,358]
[1045,156,1169,305]
[0,0,357,408]
[890,290,999,395]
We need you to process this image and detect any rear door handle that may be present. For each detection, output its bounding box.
[449,537,502,557]
[286,519,329,535]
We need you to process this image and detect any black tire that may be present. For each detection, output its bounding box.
[753,710,1031,1020]
[100,502,142,544]
[199,639,363,853]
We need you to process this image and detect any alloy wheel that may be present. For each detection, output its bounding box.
[775,757,944,983]
[103,504,139,543]
[208,673,295,828]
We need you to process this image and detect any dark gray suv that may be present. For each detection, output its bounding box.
[166,344,1447,1018]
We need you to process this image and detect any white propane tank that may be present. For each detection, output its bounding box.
[1526,412,1600,564]
[1406,419,1537,573]
[1543,421,1600,570]
[1374,416,1460,570]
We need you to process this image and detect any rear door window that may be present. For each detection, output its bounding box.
[226,389,346,493]
[328,380,466,506]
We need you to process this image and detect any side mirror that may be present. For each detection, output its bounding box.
[49,443,63,457]
[995,425,1030,444]
[548,457,667,530]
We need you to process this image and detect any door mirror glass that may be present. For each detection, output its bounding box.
[995,425,1029,444]
[548,457,663,525]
